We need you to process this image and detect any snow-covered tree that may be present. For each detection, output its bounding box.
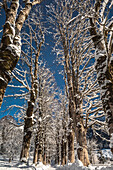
[0,115,23,162]
[47,0,107,166]
[75,0,113,153]
[33,63,58,165]
[3,9,45,162]
[0,0,43,107]
[20,11,45,163]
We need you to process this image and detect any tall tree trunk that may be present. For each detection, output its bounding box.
[64,140,68,164]
[68,125,75,163]
[89,18,113,152]
[55,129,61,165]
[67,98,76,163]
[60,27,76,163]
[76,119,90,166]
[43,149,46,165]
[61,138,65,165]
[61,135,68,165]
[74,94,90,166]
[61,101,68,165]
[43,134,47,165]
[46,148,51,164]
[33,135,38,165]
[20,91,35,162]
[38,134,43,163]
[33,136,43,164]
[33,125,43,164]
[56,139,60,165]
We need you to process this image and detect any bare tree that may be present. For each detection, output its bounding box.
[20,12,45,163]
[47,0,107,166]
[4,11,45,162]
[0,0,43,107]
[33,64,58,165]
[74,0,113,152]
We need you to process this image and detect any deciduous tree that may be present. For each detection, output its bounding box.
[0,0,43,107]
[47,0,107,166]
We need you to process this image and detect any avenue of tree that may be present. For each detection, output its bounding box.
[0,0,113,167]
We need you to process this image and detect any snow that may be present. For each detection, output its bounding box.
[31,102,35,106]
[100,0,109,18]
[0,157,55,170]
[110,56,113,64]
[20,157,27,163]
[24,113,34,120]
[109,1,113,8]
[102,149,113,159]
[0,76,5,82]
[4,21,15,37]
[35,162,55,170]
[6,44,21,57]
[1,150,113,170]
[56,162,113,170]
[109,133,113,149]
[38,117,42,122]
[0,157,113,170]
[101,79,111,88]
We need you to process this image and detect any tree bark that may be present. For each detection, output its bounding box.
[0,71,10,106]
[68,127,75,163]
[64,140,68,164]
[43,135,47,165]
[89,18,113,152]
[20,93,35,162]
[61,125,68,165]
[74,93,90,166]
[37,123,43,163]
[61,138,65,165]
[33,136,39,164]
[76,118,90,166]
[46,148,51,164]
[65,57,75,163]
[33,123,43,164]
[56,134,60,165]
[43,151,46,165]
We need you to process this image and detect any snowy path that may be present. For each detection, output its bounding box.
[0,158,56,170]
[0,158,113,170]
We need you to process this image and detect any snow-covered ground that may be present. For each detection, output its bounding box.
[0,157,113,170]
[0,157,55,170]
[1,152,113,170]
[56,163,113,170]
